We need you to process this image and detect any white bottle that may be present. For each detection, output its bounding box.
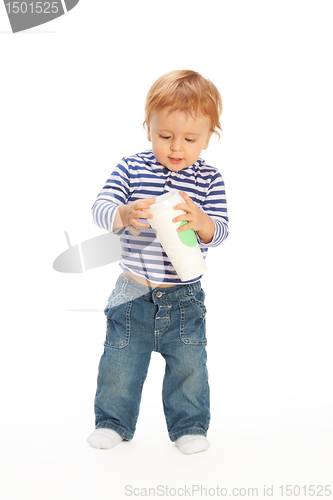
[146,190,207,281]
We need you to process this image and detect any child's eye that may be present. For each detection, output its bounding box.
[185,138,194,142]
[160,135,171,140]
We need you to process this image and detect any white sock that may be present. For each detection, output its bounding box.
[175,435,210,455]
[86,428,123,449]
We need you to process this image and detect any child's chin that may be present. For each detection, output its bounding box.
[166,161,188,171]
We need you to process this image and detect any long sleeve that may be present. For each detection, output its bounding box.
[91,159,131,232]
[197,170,229,247]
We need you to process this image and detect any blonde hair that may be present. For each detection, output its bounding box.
[143,70,223,139]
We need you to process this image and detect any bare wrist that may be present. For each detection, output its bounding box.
[197,215,215,244]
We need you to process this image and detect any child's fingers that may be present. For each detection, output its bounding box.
[176,221,192,232]
[179,191,194,204]
[135,198,156,209]
[173,202,189,212]
[145,197,156,205]
[130,217,150,227]
[133,201,155,219]
[129,226,141,236]
[172,214,192,224]
[133,209,153,220]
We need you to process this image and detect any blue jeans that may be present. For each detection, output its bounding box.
[94,274,210,442]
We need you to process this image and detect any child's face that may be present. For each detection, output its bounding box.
[147,109,213,171]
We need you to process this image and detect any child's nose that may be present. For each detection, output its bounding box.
[170,139,182,151]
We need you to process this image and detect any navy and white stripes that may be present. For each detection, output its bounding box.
[92,150,229,284]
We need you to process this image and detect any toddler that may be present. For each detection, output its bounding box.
[87,70,229,454]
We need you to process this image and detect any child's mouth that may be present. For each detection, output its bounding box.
[168,157,183,164]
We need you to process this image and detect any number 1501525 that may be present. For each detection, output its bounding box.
[5,2,60,14]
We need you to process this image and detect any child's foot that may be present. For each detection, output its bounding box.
[175,435,210,455]
[86,428,123,449]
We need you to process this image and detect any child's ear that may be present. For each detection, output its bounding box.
[202,131,213,150]
[147,127,151,142]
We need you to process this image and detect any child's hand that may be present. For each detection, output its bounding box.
[121,198,156,236]
[172,191,215,243]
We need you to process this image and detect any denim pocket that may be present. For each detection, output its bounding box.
[104,290,133,349]
[179,289,207,345]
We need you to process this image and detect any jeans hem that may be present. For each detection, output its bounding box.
[95,421,133,441]
[169,427,207,442]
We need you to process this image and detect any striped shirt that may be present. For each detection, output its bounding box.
[91,150,229,284]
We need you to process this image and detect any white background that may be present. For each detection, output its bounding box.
[1,1,332,499]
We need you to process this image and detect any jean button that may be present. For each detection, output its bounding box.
[156,290,163,298]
